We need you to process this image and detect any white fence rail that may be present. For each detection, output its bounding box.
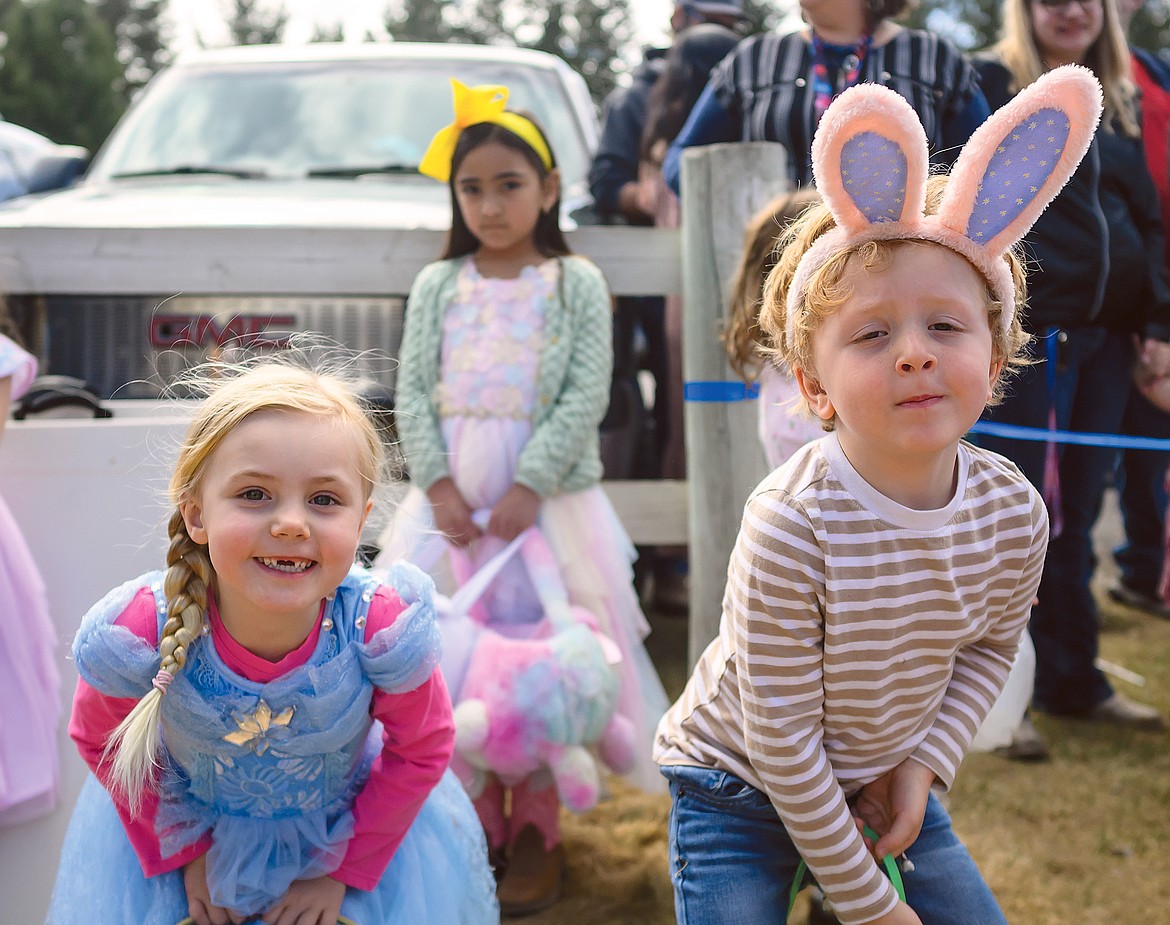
[0,143,793,921]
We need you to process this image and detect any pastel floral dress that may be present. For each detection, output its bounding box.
[381,259,669,793]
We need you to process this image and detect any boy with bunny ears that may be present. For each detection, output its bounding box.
[653,67,1103,925]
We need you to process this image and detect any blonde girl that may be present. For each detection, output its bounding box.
[49,357,496,925]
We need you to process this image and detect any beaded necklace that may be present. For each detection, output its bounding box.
[810,31,873,127]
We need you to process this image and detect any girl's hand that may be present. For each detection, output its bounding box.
[183,854,246,925]
[426,477,482,547]
[487,483,541,541]
[852,758,936,861]
[261,874,346,925]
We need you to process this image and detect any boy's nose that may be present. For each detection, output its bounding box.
[897,332,936,372]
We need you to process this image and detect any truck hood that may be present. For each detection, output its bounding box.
[0,175,455,230]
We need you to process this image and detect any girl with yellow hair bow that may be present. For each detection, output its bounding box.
[381,78,671,916]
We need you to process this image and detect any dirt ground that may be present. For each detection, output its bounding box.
[517,490,1170,924]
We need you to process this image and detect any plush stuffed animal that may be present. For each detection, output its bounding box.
[441,528,637,813]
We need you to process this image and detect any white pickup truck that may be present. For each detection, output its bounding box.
[0,41,645,921]
[0,41,601,399]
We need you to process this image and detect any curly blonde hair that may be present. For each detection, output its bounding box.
[104,355,386,811]
[723,188,823,381]
[758,175,1032,425]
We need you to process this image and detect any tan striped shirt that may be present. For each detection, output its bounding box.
[654,433,1048,924]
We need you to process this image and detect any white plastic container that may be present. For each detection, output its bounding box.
[970,632,1036,753]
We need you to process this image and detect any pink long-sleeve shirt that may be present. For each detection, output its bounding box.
[69,584,455,891]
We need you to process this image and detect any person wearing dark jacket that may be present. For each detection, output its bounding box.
[975,0,1169,740]
[588,1,749,611]
[1108,0,1170,619]
[590,1,749,223]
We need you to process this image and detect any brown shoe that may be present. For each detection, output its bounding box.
[1086,693,1167,732]
[995,714,1050,762]
[497,825,564,918]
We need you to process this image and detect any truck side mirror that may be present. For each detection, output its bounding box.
[25,146,89,194]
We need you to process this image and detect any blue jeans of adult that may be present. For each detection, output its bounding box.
[1114,384,1170,597]
[660,765,1006,925]
[976,325,1129,714]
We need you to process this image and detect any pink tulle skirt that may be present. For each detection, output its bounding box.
[377,417,669,793]
[0,494,60,825]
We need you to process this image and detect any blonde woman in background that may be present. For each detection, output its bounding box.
[974,0,1170,744]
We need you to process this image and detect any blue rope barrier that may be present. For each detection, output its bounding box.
[968,421,1170,451]
[683,381,761,402]
[681,380,1170,450]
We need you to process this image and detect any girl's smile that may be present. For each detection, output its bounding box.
[180,408,372,656]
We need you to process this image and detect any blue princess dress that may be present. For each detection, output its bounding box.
[48,563,498,924]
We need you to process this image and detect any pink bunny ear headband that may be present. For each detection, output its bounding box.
[785,64,1103,348]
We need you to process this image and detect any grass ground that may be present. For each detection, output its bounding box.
[518,492,1170,924]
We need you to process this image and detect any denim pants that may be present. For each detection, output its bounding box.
[661,765,1007,925]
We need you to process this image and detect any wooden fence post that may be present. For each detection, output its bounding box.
[681,142,791,667]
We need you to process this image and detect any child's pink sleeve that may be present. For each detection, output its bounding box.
[68,588,212,877]
[332,587,456,890]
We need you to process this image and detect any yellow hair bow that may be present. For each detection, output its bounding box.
[419,78,554,183]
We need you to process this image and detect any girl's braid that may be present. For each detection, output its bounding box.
[159,509,212,678]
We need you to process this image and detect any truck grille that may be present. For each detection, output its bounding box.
[40,294,405,398]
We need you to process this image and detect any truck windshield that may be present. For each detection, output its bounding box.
[87,56,591,189]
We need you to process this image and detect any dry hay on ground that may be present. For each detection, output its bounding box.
[516,591,1170,924]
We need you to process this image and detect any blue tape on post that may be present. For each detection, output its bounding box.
[684,381,761,402]
[969,421,1170,451]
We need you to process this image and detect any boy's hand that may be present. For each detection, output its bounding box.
[426,477,482,547]
[183,854,246,925]
[487,483,540,541]
[852,758,936,860]
[261,874,346,925]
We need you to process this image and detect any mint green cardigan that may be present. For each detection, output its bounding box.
[395,255,614,498]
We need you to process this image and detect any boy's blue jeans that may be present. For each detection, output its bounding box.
[661,765,1008,925]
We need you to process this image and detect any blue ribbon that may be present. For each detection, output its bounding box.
[682,375,1170,449]
[684,380,761,402]
[969,420,1170,451]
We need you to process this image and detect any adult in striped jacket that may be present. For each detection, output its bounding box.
[662,0,989,192]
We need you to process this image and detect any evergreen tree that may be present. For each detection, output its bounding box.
[739,0,787,34]
[0,0,125,151]
[226,0,287,45]
[902,0,1001,51]
[1129,0,1170,55]
[310,21,344,42]
[93,0,170,99]
[384,0,632,102]
[383,0,462,43]
[517,0,632,100]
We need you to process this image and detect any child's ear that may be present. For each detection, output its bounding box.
[794,366,835,421]
[180,497,207,545]
[987,356,1004,402]
[542,169,561,213]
